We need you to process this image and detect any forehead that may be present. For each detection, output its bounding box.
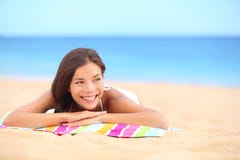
[73,62,102,78]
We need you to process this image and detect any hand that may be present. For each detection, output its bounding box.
[65,111,106,123]
[63,113,106,126]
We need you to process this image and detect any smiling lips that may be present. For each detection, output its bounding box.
[81,95,98,102]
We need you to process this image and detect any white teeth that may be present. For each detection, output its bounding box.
[82,96,96,101]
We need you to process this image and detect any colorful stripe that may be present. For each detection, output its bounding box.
[41,126,57,132]
[146,127,164,137]
[0,125,7,129]
[134,126,152,137]
[109,123,128,137]
[67,126,79,134]
[0,124,168,138]
[96,123,116,135]
[81,124,105,133]
[121,125,140,138]
[70,125,89,135]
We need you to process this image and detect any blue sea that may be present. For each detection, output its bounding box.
[0,36,240,87]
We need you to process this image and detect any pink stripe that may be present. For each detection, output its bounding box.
[122,125,140,137]
[0,125,7,129]
[109,123,128,137]
[67,126,79,133]
[54,125,68,135]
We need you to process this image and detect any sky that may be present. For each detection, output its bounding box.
[0,0,240,36]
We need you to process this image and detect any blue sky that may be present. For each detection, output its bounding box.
[0,0,240,36]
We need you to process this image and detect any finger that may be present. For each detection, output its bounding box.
[66,119,92,126]
[80,111,106,119]
[67,111,106,123]
[62,121,83,126]
[99,111,107,114]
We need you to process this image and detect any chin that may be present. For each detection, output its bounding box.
[85,106,98,111]
[80,103,98,111]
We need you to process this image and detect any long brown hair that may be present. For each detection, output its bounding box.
[51,48,105,112]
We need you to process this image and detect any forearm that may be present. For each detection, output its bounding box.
[102,111,169,130]
[3,111,67,128]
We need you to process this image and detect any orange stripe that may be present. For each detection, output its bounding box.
[44,126,58,132]
[97,124,116,135]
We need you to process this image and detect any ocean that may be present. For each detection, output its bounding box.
[0,36,240,87]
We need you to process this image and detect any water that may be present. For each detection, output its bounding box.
[0,36,240,87]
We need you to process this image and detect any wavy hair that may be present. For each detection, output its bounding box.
[51,48,105,112]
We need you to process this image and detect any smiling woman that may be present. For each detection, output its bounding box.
[68,64,104,111]
[2,48,169,129]
[51,48,106,113]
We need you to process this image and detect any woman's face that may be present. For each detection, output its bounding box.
[69,62,104,110]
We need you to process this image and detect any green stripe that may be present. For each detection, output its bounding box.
[70,125,89,135]
[134,126,152,137]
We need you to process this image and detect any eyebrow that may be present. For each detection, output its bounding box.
[73,74,103,81]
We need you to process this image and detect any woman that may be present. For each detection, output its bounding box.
[2,48,169,129]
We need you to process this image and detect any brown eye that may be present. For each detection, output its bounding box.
[94,77,102,82]
[75,81,84,84]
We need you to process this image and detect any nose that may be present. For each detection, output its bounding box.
[84,82,95,92]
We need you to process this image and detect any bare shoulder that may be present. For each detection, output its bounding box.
[102,87,123,105]
[102,87,145,113]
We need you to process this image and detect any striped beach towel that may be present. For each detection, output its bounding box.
[0,123,168,138]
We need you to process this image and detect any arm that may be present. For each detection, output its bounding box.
[64,110,169,129]
[101,110,169,130]
[3,90,55,128]
[104,88,169,129]
[4,111,105,128]
[4,112,67,128]
[65,88,169,129]
[3,90,104,128]
[105,88,169,129]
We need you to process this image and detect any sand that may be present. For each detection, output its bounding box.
[0,79,240,160]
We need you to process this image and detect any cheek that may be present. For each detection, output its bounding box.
[98,84,104,95]
[69,85,81,97]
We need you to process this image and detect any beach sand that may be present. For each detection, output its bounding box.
[0,79,240,160]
